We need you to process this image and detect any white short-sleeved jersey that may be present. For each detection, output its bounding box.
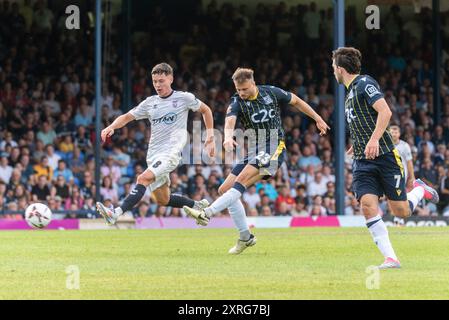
[129,90,202,156]
[395,139,413,180]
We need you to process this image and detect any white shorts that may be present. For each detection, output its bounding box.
[146,152,181,192]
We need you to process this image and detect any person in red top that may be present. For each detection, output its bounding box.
[275,185,295,214]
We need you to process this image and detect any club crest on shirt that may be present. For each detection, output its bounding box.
[172,100,178,108]
[365,84,380,98]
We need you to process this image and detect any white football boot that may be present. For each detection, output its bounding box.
[228,234,257,255]
[96,202,119,226]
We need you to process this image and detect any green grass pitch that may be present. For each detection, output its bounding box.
[0,227,448,300]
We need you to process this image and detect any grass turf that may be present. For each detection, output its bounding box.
[0,227,448,300]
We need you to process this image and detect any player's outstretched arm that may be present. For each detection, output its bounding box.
[198,103,215,157]
[223,115,238,152]
[288,93,330,136]
[101,112,135,142]
[365,98,392,159]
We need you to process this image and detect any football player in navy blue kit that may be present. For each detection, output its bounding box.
[332,47,439,269]
[184,67,330,254]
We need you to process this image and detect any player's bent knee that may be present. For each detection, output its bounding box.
[361,206,377,219]
[360,201,378,218]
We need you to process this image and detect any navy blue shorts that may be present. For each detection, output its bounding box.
[231,140,286,180]
[352,149,407,201]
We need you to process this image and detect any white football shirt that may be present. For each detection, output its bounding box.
[395,139,413,180]
[129,91,202,156]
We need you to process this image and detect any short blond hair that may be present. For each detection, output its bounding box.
[151,63,173,76]
[232,67,254,83]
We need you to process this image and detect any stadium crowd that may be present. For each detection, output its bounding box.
[1,0,449,218]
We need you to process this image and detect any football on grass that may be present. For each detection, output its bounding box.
[25,203,52,229]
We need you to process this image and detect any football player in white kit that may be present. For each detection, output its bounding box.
[390,125,415,190]
[96,63,215,225]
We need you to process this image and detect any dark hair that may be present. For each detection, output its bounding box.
[332,47,362,74]
[390,124,401,131]
[151,63,173,76]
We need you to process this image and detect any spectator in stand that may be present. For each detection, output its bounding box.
[242,185,261,211]
[286,152,301,185]
[52,175,70,201]
[100,155,121,186]
[291,199,308,216]
[6,169,24,194]
[261,205,273,216]
[33,0,54,33]
[53,160,74,183]
[100,176,118,205]
[255,180,278,201]
[0,154,13,183]
[323,197,336,215]
[324,181,336,199]
[74,126,92,152]
[74,98,94,127]
[418,157,438,187]
[187,174,209,199]
[137,201,151,218]
[321,165,335,184]
[0,131,18,151]
[9,184,28,205]
[37,122,57,146]
[257,194,275,214]
[307,172,327,197]
[18,154,34,182]
[275,185,295,214]
[8,147,21,167]
[45,144,61,171]
[55,112,76,138]
[299,164,315,186]
[31,175,51,202]
[111,145,131,177]
[32,140,46,164]
[33,156,53,181]
[64,186,84,211]
[298,145,322,170]
[79,170,95,200]
[308,196,327,216]
[58,134,74,156]
[68,146,86,182]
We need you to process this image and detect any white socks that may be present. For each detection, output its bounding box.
[204,188,242,217]
[228,199,251,241]
[114,207,123,216]
[366,215,398,261]
[407,186,425,213]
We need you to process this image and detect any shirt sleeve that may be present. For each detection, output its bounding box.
[403,143,413,161]
[183,92,202,111]
[361,77,384,107]
[269,86,292,104]
[226,97,241,117]
[129,98,151,120]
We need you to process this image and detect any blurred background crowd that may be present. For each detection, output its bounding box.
[1,0,449,219]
